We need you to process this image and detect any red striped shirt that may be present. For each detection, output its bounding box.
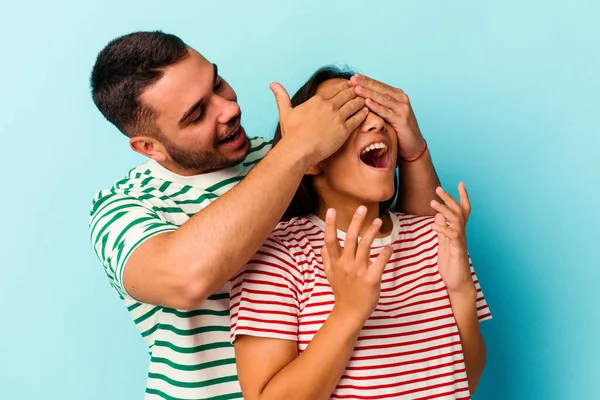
[230,212,491,399]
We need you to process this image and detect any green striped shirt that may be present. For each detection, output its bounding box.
[89,137,272,399]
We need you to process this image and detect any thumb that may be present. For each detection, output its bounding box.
[270,82,292,115]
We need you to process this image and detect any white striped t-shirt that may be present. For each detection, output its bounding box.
[230,212,491,400]
[89,137,272,400]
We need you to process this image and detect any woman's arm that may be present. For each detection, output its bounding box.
[348,74,440,216]
[396,146,441,215]
[232,207,393,400]
[430,183,488,393]
[235,308,363,400]
[447,288,487,394]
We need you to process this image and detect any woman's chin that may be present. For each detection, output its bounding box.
[355,188,396,205]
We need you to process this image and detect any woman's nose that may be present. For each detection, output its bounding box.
[360,110,385,133]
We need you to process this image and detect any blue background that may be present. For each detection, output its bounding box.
[1,1,598,399]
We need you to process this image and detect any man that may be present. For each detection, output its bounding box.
[89,31,441,399]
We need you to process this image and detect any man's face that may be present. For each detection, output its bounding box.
[140,48,250,174]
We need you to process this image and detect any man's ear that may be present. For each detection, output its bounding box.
[130,136,170,162]
[305,164,323,176]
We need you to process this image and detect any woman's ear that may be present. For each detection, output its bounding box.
[305,164,323,176]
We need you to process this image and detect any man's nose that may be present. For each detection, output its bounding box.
[213,95,241,125]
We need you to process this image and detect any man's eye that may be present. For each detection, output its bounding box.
[191,111,204,124]
[215,78,224,91]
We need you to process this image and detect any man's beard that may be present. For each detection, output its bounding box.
[162,137,249,173]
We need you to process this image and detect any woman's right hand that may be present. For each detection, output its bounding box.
[321,206,393,325]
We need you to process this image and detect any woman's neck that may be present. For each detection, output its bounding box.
[314,199,393,238]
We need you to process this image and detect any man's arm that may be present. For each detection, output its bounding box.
[122,80,369,310]
[349,74,441,216]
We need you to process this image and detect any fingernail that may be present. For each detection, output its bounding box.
[327,208,335,218]
[373,218,382,226]
[357,206,366,214]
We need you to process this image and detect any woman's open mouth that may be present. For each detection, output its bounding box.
[359,142,391,170]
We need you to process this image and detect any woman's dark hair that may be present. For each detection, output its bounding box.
[273,65,398,220]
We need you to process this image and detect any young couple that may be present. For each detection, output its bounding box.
[89,31,490,400]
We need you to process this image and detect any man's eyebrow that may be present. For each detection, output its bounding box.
[177,64,219,126]
[178,99,203,126]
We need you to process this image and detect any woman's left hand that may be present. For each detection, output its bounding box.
[350,74,426,161]
[430,183,476,295]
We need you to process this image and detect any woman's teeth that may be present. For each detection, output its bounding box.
[361,142,388,156]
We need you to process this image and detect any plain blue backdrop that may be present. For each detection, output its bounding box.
[1,1,598,399]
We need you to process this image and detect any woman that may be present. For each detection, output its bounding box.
[229,66,491,400]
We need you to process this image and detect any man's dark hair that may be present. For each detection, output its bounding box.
[273,65,398,220]
[90,31,189,137]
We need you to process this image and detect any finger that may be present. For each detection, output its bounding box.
[370,245,393,278]
[344,106,369,132]
[344,206,367,258]
[435,186,463,216]
[430,199,461,225]
[458,182,471,220]
[355,85,408,107]
[431,221,460,241]
[321,245,332,277]
[364,98,394,120]
[339,97,366,120]
[269,83,292,116]
[356,218,383,262]
[324,208,342,259]
[319,79,352,100]
[331,87,358,109]
[350,74,402,97]
[434,212,446,226]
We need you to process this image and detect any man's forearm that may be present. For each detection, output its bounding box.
[448,290,486,394]
[396,148,440,216]
[166,139,309,302]
[257,309,362,400]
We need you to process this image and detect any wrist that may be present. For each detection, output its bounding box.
[447,283,477,305]
[271,136,313,170]
[329,305,369,334]
[399,138,428,162]
[275,136,314,169]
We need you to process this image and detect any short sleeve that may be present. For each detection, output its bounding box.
[229,236,302,343]
[469,257,492,322]
[242,137,273,169]
[89,192,178,299]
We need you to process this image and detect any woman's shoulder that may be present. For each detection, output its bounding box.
[391,212,436,237]
[270,216,320,241]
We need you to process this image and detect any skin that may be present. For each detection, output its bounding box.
[234,79,485,399]
[120,47,441,313]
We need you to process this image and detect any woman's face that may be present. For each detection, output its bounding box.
[311,78,398,206]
